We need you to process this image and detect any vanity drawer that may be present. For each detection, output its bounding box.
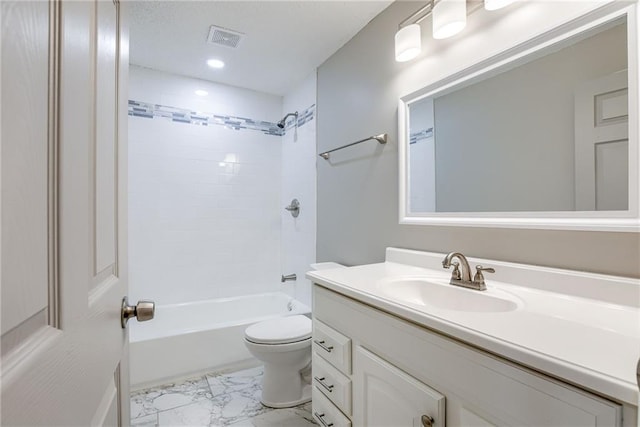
[313,353,352,415]
[313,386,352,427]
[313,319,352,374]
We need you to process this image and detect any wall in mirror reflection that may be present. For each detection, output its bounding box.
[408,18,628,213]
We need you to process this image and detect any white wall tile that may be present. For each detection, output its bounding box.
[129,67,283,305]
[280,72,318,307]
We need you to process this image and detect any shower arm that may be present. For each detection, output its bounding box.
[278,112,299,128]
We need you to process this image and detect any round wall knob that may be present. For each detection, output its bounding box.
[121,297,155,328]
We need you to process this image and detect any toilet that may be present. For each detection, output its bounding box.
[244,262,345,408]
[244,314,312,408]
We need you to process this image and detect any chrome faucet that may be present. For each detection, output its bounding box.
[281,273,297,283]
[442,252,494,291]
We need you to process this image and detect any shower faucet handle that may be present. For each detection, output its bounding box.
[284,199,300,218]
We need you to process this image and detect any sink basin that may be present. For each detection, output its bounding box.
[376,277,520,313]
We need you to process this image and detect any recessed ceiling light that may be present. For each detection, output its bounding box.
[195,90,208,96]
[206,59,225,69]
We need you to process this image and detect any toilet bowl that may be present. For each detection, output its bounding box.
[244,314,312,408]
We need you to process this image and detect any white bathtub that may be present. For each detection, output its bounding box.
[129,292,311,387]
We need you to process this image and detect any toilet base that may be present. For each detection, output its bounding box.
[261,384,311,409]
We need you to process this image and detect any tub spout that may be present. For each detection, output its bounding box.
[281,274,297,283]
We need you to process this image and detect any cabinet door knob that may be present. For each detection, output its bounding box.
[421,415,434,427]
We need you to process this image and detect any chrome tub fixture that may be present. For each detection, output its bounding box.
[281,274,297,283]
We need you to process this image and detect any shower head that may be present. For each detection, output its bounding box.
[277,112,298,129]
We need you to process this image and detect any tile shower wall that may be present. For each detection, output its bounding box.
[280,73,317,307]
[128,66,284,305]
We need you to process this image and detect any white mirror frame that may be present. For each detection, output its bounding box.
[398,3,640,232]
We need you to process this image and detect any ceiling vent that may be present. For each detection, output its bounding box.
[207,25,244,49]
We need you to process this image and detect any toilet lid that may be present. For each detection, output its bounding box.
[245,315,311,345]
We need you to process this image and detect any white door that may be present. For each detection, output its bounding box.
[1,1,137,425]
[575,70,629,211]
[353,346,446,427]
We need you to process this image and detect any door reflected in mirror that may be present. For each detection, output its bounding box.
[406,17,629,214]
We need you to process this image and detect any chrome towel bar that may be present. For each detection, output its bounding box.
[319,133,387,160]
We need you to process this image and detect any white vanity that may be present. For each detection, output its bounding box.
[307,248,639,427]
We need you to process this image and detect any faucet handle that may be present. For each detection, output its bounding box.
[473,265,495,285]
[450,261,461,280]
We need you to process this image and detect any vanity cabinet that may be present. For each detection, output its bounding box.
[312,319,353,426]
[312,285,625,427]
[354,346,446,427]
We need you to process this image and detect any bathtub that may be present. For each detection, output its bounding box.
[129,292,311,387]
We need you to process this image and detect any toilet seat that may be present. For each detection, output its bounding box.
[245,315,311,345]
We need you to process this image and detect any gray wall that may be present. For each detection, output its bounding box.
[316,1,640,278]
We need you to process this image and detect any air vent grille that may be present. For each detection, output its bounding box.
[207,25,244,49]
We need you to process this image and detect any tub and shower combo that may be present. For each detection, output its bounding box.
[129,292,310,387]
[130,262,344,408]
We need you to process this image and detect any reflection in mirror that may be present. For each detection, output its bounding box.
[407,17,629,213]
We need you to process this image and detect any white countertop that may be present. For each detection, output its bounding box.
[307,248,640,406]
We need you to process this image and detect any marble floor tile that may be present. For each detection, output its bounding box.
[227,405,316,426]
[132,366,316,426]
[131,413,158,427]
[206,366,263,398]
[208,389,271,425]
[157,400,221,426]
[131,375,213,419]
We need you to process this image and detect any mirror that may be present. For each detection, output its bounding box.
[399,8,639,231]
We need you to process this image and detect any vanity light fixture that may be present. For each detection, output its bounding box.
[394,0,434,63]
[394,0,464,62]
[484,0,516,11]
[395,24,422,62]
[432,0,467,39]
[395,0,515,62]
[396,24,422,62]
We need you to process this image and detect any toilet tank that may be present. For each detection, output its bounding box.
[310,262,346,271]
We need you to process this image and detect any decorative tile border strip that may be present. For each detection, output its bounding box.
[128,100,315,137]
[295,103,315,129]
[409,127,433,145]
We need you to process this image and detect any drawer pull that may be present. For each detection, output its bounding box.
[314,412,334,427]
[421,415,434,427]
[314,339,334,353]
[314,376,334,392]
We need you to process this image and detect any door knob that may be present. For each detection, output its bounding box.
[121,297,155,328]
[421,415,434,427]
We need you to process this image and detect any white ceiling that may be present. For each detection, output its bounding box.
[129,1,393,96]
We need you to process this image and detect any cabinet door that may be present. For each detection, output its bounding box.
[353,346,445,427]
